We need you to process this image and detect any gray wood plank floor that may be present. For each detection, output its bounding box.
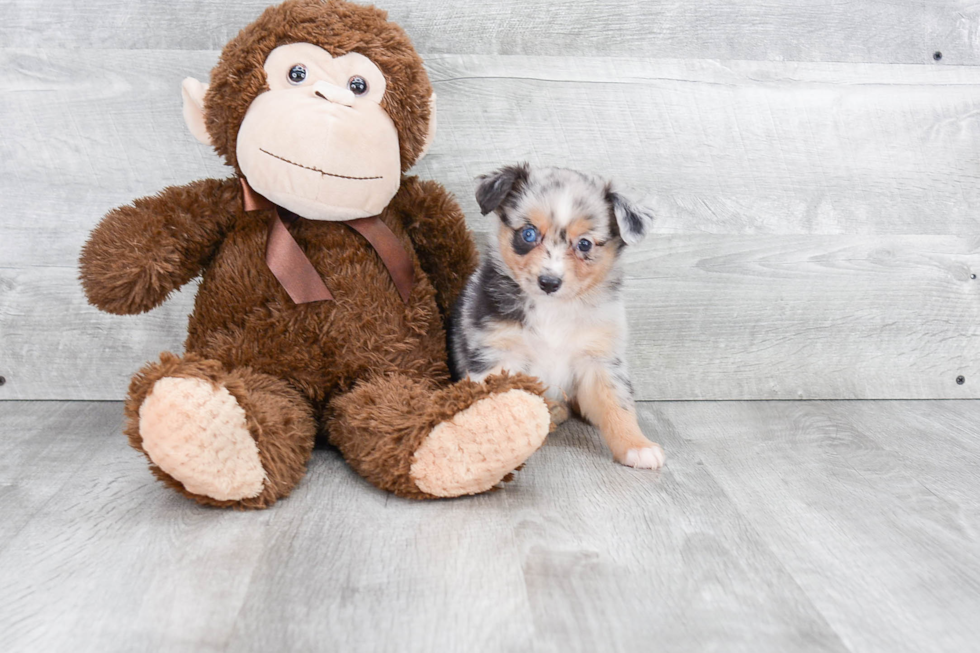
[1,400,978,652]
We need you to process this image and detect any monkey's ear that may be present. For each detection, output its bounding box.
[415,93,437,163]
[181,77,212,146]
[607,188,654,246]
[475,163,530,216]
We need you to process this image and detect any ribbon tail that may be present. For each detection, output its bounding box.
[345,216,415,304]
[243,177,409,305]
[266,212,333,304]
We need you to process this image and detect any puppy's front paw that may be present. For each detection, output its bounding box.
[618,444,666,470]
[547,400,570,427]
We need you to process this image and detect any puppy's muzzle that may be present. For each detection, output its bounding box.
[538,275,562,294]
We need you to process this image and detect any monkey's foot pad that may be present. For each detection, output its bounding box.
[410,389,550,497]
[139,377,267,501]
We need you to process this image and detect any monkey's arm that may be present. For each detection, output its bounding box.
[79,177,241,315]
[397,177,478,318]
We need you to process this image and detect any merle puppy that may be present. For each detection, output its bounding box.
[450,163,665,469]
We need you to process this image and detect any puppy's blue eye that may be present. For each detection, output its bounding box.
[521,227,538,243]
[577,238,593,252]
[288,64,307,85]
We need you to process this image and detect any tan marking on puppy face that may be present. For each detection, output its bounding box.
[494,179,623,299]
[498,221,547,290]
[527,208,552,234]
[560,214,619,298]
[568,241,618,296]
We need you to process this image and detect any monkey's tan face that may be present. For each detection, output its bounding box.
[236,43,402,221]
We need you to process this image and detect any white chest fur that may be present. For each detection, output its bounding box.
[494,297,628,401]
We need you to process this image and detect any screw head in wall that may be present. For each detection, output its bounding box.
[956,375,966,385]
[933,51,943,61]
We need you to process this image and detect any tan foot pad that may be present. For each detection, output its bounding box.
[410,389,550,497]
[139,377,266,501]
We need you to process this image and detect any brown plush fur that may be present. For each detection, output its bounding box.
[205,0,433,173]
[79,178,241,316]
[79,0,541,508]
[327,372,545,498]
[124,352,316,509]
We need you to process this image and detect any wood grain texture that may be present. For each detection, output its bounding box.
[2,399,978,652]
[620,235,980,400]
[0,402,281,653]
[0,266,195,401]
[1,0,976,65]
[652,400,980,653]
[3,236,976,401]
[505,416,846,653]
[3,50,979,274]
[420,56,980,237]
[3,22,979,401]
[0,402,120,554]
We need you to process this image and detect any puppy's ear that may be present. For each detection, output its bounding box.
[607,187,654,246]
[475,163,529,216]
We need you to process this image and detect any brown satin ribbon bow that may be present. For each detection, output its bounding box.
[240,178,414,305]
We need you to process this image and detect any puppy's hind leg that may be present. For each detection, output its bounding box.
[576,364,665,470]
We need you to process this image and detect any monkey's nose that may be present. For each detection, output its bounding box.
[313,81,355,107]
[538,275,562,294]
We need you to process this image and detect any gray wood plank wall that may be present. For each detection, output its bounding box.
[1,1,978,400]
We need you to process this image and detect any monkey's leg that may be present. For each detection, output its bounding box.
[125,352,316,509]
[326,372,551,499]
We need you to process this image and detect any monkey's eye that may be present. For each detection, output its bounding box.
[521,226,538,243]
[348,75,368,95]
[288,64,308,85]
[577,238,593,253]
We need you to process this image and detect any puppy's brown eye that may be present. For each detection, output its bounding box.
[577,238,593,253]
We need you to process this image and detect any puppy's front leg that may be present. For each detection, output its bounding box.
[577,365,665,469]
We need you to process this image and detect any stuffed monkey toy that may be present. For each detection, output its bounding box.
[79,0,551,508]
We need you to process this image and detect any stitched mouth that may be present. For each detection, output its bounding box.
[259,148,383,181]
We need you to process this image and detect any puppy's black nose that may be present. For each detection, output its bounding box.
[538,275,562,294]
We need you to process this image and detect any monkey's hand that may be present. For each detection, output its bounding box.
[79,178,240,315]
[396,176,478,320]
